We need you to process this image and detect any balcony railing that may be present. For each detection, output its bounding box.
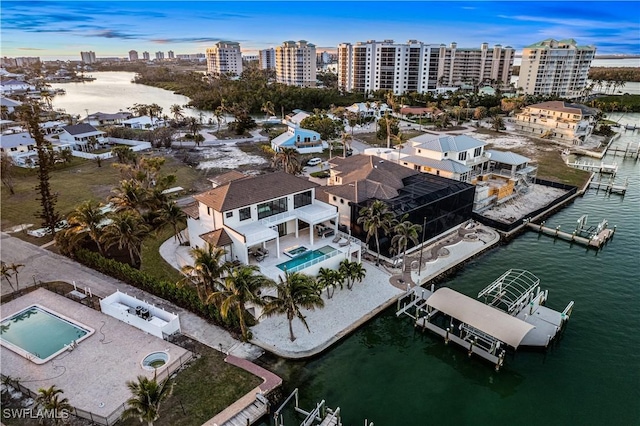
[284,249,341,274]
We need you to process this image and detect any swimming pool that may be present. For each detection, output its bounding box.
[284,246,310,258]
[277,245,338,272]
[0,305,94,364]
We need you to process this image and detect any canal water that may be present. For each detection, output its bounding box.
[49,71,226,122]
[259,114,640,426]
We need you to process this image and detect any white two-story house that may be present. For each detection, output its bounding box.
[514,101,597,145]
[58,124,106,152]
[364,134,489,182]
[184,172,341,268]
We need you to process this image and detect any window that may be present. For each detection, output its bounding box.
[207,207,212,216]
[226,211,233,218]
[239,207,251,221]
[257,197,288,219]
[458,152,467,161]
[474,147,482,157]
[294,190,312,208]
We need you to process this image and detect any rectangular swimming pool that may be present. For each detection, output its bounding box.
[0,305,94,364]
[277,245,338,272]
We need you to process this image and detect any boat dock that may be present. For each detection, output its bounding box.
[590,177,628,195]
[396,270,573,371]
[608,142,640,160]
[525,214,615,249]
[566,160,618,175]
[273,388,368,426]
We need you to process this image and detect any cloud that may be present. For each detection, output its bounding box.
[151,37,225,44]
[18,47,45,51]
[498,14,636,30]
[93,30,141,40]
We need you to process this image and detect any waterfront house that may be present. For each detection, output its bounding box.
[346,102,390,119]
[121,115,165,130]
[319,155,476,257]
[285,110,311,127]
[364,134,490,183]
[514,101,597,145]
[183,172,344,276]
[58,123,106,152]
[0,96,22,115]
[83,111,133,127]
[0,79,36,94]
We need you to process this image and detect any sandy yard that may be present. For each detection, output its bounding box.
[479,184,568,223]
[195,145,268,170]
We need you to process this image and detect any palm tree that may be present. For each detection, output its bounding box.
[339,259,367,290]
[36,385,71,425]
[121,373,173,426]
[261,100,275,121]
[273,147,300,174]
[340,132,352,158]
[180,246,230,303]
[156,201,186,243]
[317,267,343,298]
[1,262,15,292]
[187,116,200,139]
[109,180,148,214]
[385,92,399,149]
[7,263,24,291]
[169,104,184,123]
[391,215,422,268]
[65,200,107,255]
[213,106,225,134]
[261,270,325,342]
[491,115,504,132]
[357,200,395,266]
[390,131,409,163]
[208,265,274,341]
[101,211,150,266]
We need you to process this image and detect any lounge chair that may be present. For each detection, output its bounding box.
[332,235,341,243]
[339,238,350,247]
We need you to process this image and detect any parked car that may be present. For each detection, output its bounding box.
[306,157,322,167]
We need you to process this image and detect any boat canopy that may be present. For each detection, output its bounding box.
[427,288,535,348]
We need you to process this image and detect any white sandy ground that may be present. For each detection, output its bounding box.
[196,145,267,170]
[479,184,568,223]
[249,263,402,355]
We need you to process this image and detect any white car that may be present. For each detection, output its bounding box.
[307,157,322,167]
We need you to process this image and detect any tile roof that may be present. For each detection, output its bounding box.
[193,171,317,212]
[408,134,485,153]
[200,229,233,247]
[208,170,247,188]
[328,155,416,188]
[62,123,102,135]
[181,203,200,219]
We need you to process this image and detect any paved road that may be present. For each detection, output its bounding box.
[0,233,263,360]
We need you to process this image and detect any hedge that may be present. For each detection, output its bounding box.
[75,248,239,329]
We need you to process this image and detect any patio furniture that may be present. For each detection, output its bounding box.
[256,247,269,257]
[332,235,341,243]
[339,238,350,247]
[255,254,265,262]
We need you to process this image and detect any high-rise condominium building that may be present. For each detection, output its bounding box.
[276,40,316,87]
[338,40,515,95]
[142,51,150,61]
[518,38,596,98]
[155,51,165,60]
[206,41,243,76]
[129,50,139,61]
[2,57,40,67]
[259,48,276,70]
[168,50,175,59]
[80,51,96,64]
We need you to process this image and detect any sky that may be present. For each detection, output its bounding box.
[1,1,639,61]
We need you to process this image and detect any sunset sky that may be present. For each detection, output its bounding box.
[2,1,638,60]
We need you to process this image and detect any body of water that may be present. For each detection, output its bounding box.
[49,71,223,122]
[259,114,640,425]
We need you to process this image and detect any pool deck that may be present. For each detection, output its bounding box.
[0,288,191,421]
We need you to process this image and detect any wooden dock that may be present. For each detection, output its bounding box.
[566,160,618,175]
[525,219,615,249]
[607,142,640,160]
[590,177,628,195]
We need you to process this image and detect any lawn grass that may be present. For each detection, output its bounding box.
[119,337,263,426]
[1,155,206,231]
[140,225,185,284]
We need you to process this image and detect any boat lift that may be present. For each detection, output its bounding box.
[396,270,574,371]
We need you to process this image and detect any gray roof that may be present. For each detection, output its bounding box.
[62,123,102,135]
[427,288,534,348]
[0,132,36,149]
[409,134,485,153]
[486,150,531,166]
[0,97,22,107]
[401,155,471,174]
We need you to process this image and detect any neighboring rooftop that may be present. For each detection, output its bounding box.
[208,170,247,188]
[525,101,597,117]
[486,150,531,166]
[408,134,486,153]
[62,123,102,135]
